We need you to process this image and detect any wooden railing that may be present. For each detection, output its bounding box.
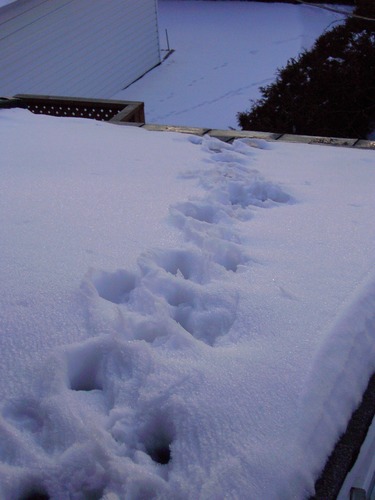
[1,94,374,149]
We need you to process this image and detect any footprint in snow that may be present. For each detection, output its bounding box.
[168,199,251,272]
[1,397,73,456]
[133,409,175,468]
[203,237,250,272]
[227,178,294,208]
[14,483,50,500]
[90,268,138,305]
[139,247,212,285]
[157,273,238,346]
[64,336,138,412]
[66,342,105,393]
[211,150,251,165]
[169,200,245,248]
[170,200,229,226]
[202,137,233,154]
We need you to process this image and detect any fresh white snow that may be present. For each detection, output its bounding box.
[113,0,351,129]
[0,0,15,7]
[0,107,374,499]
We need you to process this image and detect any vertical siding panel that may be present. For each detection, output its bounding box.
[0,0,161,97]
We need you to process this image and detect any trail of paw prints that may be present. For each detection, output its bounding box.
[59,337,173,498]
[66,337,183,490]
[79,136,293,349]
[81,244,240,348]
[0,134,295,499]
[174,137,294,242]
[60,337,177,497]
[188,136,294,208]
[165,136,295,281]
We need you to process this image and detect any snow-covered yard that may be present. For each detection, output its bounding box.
[114,0,352,129]
[0,107,374,498]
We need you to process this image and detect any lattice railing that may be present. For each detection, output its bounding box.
[0,94,145,124]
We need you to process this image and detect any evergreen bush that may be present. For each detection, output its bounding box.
[237,10,375,138]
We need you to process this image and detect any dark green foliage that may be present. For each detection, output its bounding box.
[238,15,375,138]
[356,0,375,17]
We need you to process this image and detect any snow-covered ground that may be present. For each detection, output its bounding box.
[114,0,351,129]
[0,108,374,499]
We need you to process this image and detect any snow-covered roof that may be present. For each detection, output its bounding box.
[0,107,374,498]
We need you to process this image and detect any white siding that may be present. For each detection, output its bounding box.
[0,0,160,97]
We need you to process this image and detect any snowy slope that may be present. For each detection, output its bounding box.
[0,109,374,499]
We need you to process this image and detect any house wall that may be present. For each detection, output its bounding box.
[0,0,161,97]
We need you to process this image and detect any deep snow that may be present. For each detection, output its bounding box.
[0,108,374,498]
[114,0,351,129]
